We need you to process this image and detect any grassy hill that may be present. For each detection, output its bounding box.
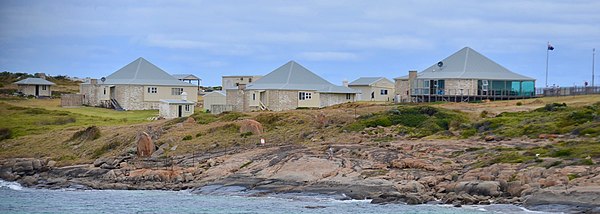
[0,71,82,96]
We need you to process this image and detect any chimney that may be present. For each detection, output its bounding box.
[181,91,188,101]
[408,70,417,80]
[90,79,98,85]
[342,80,349,87]
[237,83,246,90]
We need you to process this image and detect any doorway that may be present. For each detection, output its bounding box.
[35,85,39,96]
[178,105,182,117]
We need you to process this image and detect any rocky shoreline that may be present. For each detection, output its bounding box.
[2,139,600,213]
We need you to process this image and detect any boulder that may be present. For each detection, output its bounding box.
[396,181,425,193]
[239,119,263,135]
[184,117,196,124]
[451,181,501,197]
[136,132,155,158]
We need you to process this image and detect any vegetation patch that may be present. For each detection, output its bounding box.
[0,128,11,141]
[182,135,193,141]
[345,106,470,138]
[240,160,253,169]
[218,112,248,121]
[70,126,101,142]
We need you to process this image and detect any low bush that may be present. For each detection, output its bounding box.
[182,135,193,141]
[0,128,11,141]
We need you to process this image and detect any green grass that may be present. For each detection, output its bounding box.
[0,102,157,139]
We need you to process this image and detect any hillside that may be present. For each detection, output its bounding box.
[0,95,599,212]
[0,71,82,97]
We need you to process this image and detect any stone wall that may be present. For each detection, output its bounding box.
[319,93,353,107]
[225,89,246,112]
[395,80,410,103]
[266,90,298,111]
[445,79,477,95]
[80,84,100,107]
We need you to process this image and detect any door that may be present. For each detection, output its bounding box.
[178,105,182,117]
[35,85,39,96]
[110,86,116,99]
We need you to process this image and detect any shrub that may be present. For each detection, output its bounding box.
[218,112,247,121]
[516,102,523,106]
[70,126,101,141]
[182,135,193,141]
[0,128,11,141]
[240,132,253,138]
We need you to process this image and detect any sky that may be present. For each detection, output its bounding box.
[1,0,599,88]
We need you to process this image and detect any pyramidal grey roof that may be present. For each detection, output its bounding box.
[102,58,194,86]
[14,78,55,85]
[246,61,357,94]
[405,47,534,81]
[348,77,392,86]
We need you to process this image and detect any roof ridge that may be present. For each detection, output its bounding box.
[460,48,469,78]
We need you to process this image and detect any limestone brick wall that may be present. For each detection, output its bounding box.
[266,90,298,111]
[445,79,477,95]
[225,89,246,112]
[114,85,151,110]
[319,93,353,107]
[395,80,410,102]
[80,84,100,106]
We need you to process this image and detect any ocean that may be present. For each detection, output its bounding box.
[0,180,544,214]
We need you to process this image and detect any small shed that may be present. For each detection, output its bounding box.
[159,99,195,119]
[14,78,56,97]
[202,91,226,111]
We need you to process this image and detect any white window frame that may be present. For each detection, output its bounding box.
[299,92,312,100]
[346,93,352,100]
[147,86,157,94]
[41,85,47,90]
[185,105,191,112]
[171,88,183,95]
[380,89,388,95]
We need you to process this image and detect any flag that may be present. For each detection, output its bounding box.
[547,43,555,51]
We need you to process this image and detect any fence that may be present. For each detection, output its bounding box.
[60,94,83,107]
[536,86,600,97]
[210,104,235,114]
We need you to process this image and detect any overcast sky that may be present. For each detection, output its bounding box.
[1,0,599,87]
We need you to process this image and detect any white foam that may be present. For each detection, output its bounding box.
[0,180,23,191]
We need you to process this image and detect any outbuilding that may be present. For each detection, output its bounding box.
[348,77,395,102]
[14,78,55,97]
[202,91,226,112]
[159,92,195,118]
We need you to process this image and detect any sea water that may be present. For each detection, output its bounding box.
[0,180,546,214]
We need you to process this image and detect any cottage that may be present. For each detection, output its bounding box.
[80,57,197,110]
[394,47,536,103]
[348,77,395,102]
[227,61,358,112]
[202,90,226,112]
[14,78,55,97]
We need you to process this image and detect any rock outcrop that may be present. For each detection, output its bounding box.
[239,119,263,135]
[136,132,155,157]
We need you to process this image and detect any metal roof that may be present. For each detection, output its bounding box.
[100,58,195,86]
[395,47,535,81]
[348,77,393,86]
[172,74,201,80]
[203,90,226,97]
[160,99,195,104]
[14,78,55,85]
[246,61,357,94]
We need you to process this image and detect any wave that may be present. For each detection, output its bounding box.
[0,180,23,191]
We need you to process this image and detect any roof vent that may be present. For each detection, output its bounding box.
[437,61,444,68]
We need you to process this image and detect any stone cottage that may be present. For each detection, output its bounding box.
[394,47,536,103]
[226,61,357,112]
[14,78,55,97]
[80,57,197,110]
[348,77,395,102]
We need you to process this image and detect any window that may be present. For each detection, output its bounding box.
[171,88,183,95]
[147,87,157,94]
[346,93,352,100]
[41,85,47,90]
[249,78,252,83]
[185,105,191,112]
[380,89,388,95]
[252,93,256,100]
[103,87,107,95]
[240,77,244,80]
[299,92,312,100]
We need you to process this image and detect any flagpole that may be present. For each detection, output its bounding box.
[545,42,550,88]
[593,48,596,87]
